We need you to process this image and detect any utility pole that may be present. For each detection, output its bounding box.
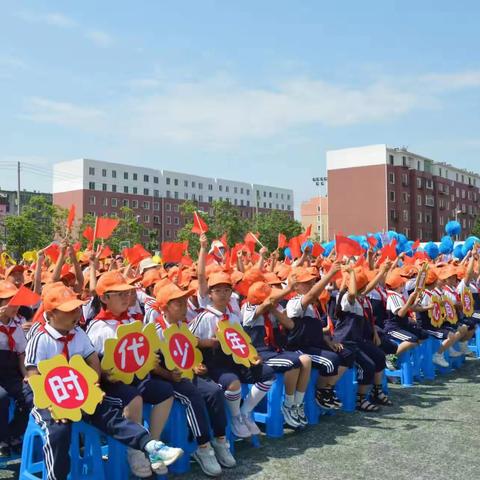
[17,161,21,215]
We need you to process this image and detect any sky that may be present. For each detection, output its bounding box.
[1,0,479,216]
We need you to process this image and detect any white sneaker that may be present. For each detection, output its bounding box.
[230,414,251,438]
[241,413,261,435]
[211,438,236,468]
[281,402,301,428]
[127,448,153,478]
[433,352,449,368]
[295,403,308,427]
[144,440,184,471]
[193,445,222,477]
[460,342,474,356]
[448,347,463,358]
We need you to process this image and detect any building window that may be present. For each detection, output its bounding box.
[143,188,149,196]
[166,203,171,211]
[269,192,272,198]
[389,173,395,184]
[174,191,178,199]
[226,186,229,192]
[417,194,422,206]
[192,193,196,201]
[102,183,107,191]
[153,215,159,224]
[184,180,188,187]
[166,177,171,185]
[89,182,95,190]
[184,193,188,200]
[402,173,408,185]
[166,216,171,225]
[389,209,397,221]
[111,198,118,207]
[219,185,223,192]
[208,196,213,203]
[166,190,171,198]
[124,186,128,193]
[402,156,407,167]
[124,172,128,180]
[389,155,394,165]
[403,210,408,221]
[89,167,95,175]
[417,178,422,188]
[426,179,433,189]
[417,212,422,223]
[174,179,178,186]
[234,199,238,206]
[199,195,203,202]
[153,202,159,211]
[192,181,196,188]
[102,198,108,206]
[389,191,395,202]
[208,184,213,191]
[154,189,159,198]
[133,187,138,194]
[174,205,179,212]
[110,170,115,178]
[174,217,179,225]
[154,176,159,184]
[166,229,171,238]
[88,196,96,205]
[102,169,107,177]
[144,175,149,182]
[132,200,138,208]
[112,185,117,193]
[143,201,150,209]
[144,215,149,222]
[247,200,250,207]
[199,183,203,189]
[123,199,129,207]
[402,192,409,203]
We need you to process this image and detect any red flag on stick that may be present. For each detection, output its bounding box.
[66,205,75,230]
[367,235,378,248]
[44,243,60,263]
[299,225,312,245]
[244,231,262,247]
[123,244,151,266]
[8,285,41,307]
[95,217,119,240]
[378,240,398,265]
[191,212,209,235]
[335,235,364,258]
[288,236,302,259]
[83,226,94,242]
[311,243,325,257]
[162,242,187,263]
[278,233,287,249]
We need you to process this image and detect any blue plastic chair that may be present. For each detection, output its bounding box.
[335,367,357,412]
[385,348,415,387]
[304,369,321,424]
[420,338,436,380]
[20,415,106,480]
[431,338,453,374]
[468,324,480,357]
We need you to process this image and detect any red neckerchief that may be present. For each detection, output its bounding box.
[94,308,131,327]
[312,303,321,320]
[0,324,16,351]
[40,325,75,360]
[359,297,374,326]
[155,312,168,330]
[374,287,387,307]
[207,304,232,322]
[263,310,279,351]
[444,285,460,303]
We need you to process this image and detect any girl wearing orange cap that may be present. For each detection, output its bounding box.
[334,266,392,411]
[0,280,30,457]
[242,281,312,428]
[190,271,275,439]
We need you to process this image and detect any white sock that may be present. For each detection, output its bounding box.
[294,391,305,405]
[284,394,295,407]
[240,381,273,415]
[224,388,242,417]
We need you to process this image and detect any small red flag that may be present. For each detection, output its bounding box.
[378,239,398,265]
[220,232,228,249]
[161,242,187,263]
[278,233,287,249]
[73,242,81,252]
[83,226,94,242]
[288,236,302,259]
[311,243,325,257]
[44,243,60,263]
[367,235,378,248]
[8,285,41,307]
[66,205,75,230]
[95,217,119,240]
[180,255,194,267]
[335,235,364,259]
[244,232,260,246]
[123,244,151,265]
[99,245,113,259]
[191,211,209,235]
[299,225,312,245]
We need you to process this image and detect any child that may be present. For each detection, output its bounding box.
[0,280,30,456]
[86,271,180,477]
[286,264,347,410]
[25,283,182,480]
[242,280,312,428]
[154,282,236,476]
[190,272,275,438]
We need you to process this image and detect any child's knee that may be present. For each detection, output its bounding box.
[299,354,312,369]
[228,379,241,391]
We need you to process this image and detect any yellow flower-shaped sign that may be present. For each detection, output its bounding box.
[102,321,162,384]
[160,323,203,379]
[442,297,458,325]
[462,288,474,317]
[216,321,258,368]
[29,354,103,422]
[429,295,444,328]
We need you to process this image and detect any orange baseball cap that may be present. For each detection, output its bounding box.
[231,270,244,285]
[142,268,163,288]
[385,272,406,290]
[96,271,135,295]
[425,269,438,285]
[4,265,25,279]
[0,280,18,299]
[42,284,86,312]
[354,268,369,291]
[247,281,272,305]
[263,272,282,285]
[291,267,317,283]
[243,268,265,285]
[208,272,232,288]
[437,266,458,281]
[156,283,195,309]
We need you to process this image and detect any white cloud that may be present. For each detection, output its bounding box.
[421,70,480,91]
[15,10,76,28]
[21,97,106,129]
[85,30,114,48]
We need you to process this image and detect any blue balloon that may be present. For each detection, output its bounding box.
[322,241,335,257]
[387,231,399,242]
[374,232,383,248]
[453,244,465,260]
[397,233,408,246]
[445,220,461,236]
[284,247,292,259]
[424,242,439,260]
[439,235,454,254]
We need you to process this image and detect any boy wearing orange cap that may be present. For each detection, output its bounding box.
[286,263,348,410]
[242,280,312,428]
[24,282,182,480]
[86,271,182,477]
[190,271,275,439]
[0,280,29,457]
[153,282,236,476]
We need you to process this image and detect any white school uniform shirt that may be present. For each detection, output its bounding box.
[144,297,161,325]
[82,297,96,324]
[25,323,95,368]
[442,285,459,304]
[420,289,434,308]
[86,317,132,356]
[189,305,241,340]
[241,302,284,328]
[0,318,27,354]
[286,294,322,319]
[455,279,478,295]
[197,292,241,317]
[339,293,364,316]
[386,290,406,315]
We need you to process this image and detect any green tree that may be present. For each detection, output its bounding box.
[5,196,65,259]
[472,217,480,239]
[249,211,303,252]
